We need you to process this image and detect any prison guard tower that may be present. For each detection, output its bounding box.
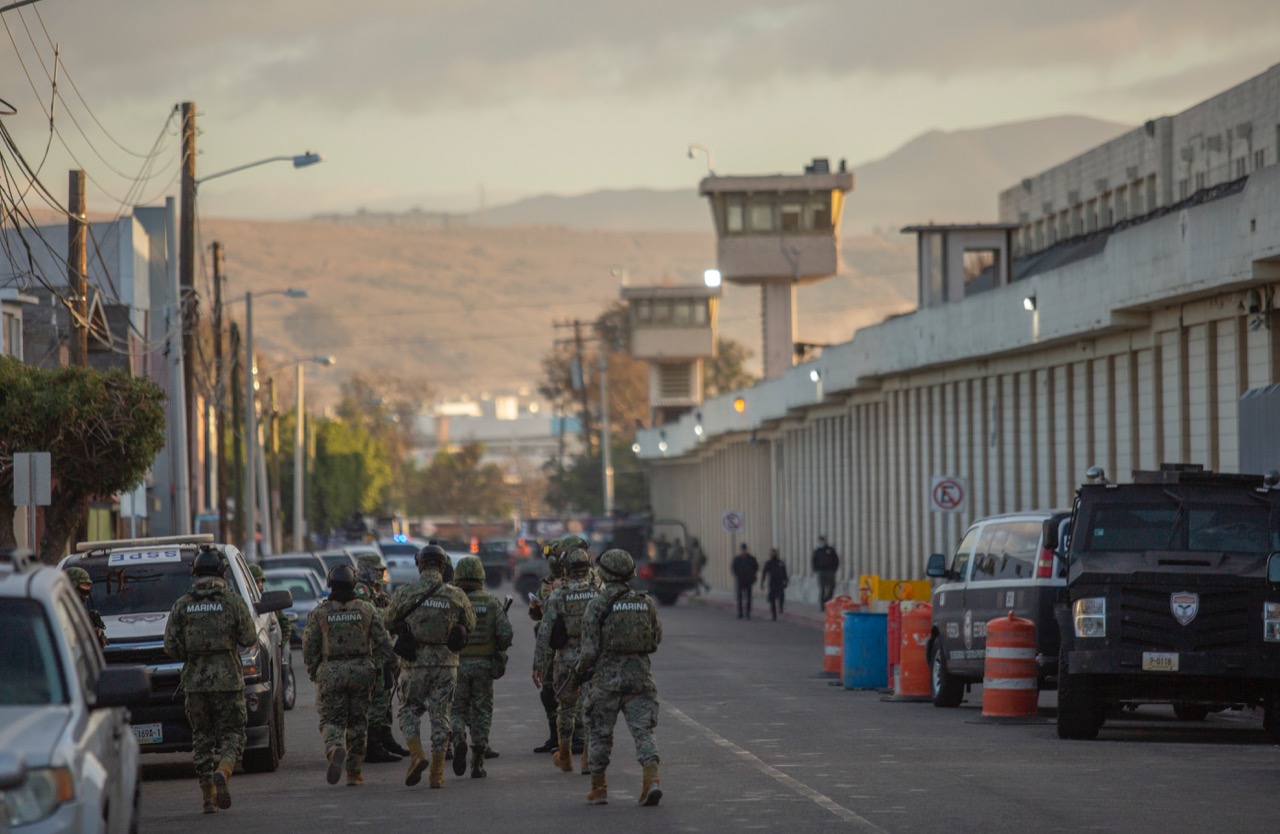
[621,283,721,426]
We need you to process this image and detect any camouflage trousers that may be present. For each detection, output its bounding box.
[583,685,659,774]
[184,690,247,785]
[449,657,496,751]
[367,655,397,735]
[398,665,457,754]
[316,660,376,773]
[552,656,584,740]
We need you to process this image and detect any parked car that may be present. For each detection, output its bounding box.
[378,537,429,590]
[315,549,357,575]
[925,509,1072,707]
[263,567,326,647]
[478,539,514,587]
[1,548,151,832]
[261,552,328,587]
[61,535,293,773]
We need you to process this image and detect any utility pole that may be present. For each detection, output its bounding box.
[229,322,243,544]
[554,319,594,452]
[179,102,198,517]
[67,169,87,366]
[211,241,228,542]
[599,349,613,515]
[166,197,192,534]
[268,377,282,554]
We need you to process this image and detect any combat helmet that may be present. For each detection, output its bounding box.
[562,548,591,575]
[560,535,588,553]
[191,548,227,578]
[454,556,485,584]
[65,566,92,587]
[598,548,635,581]
[328,563,357,590]
[416,543,449,571]
[355,552,387,572]
[248,563,266,583]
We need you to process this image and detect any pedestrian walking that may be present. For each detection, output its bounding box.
[689,537,710,595]
[760,548,789,621]
[572,549,664,807]
[527,537,576,754]
[534,548,596,775]
[162,549,256,814]
[449,556,513,779]
[303,564,396,786]
[731,544,759,619]
[385,544,475,789]
[812,535,840,611]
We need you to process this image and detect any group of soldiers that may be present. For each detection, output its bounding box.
[159,533,663,814]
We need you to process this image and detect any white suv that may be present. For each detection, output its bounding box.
[0,548,150,833]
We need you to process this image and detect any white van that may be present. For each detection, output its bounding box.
[925,510,1071,707]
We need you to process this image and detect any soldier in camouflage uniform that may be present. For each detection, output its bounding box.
[354,553,407,762]
[66,566,107,648]
[572,548,664,807]
[534,547,596,775]
[163,549,256,814]
[528,537,567,753]
[303,564,396,786]
[386,544,475,789]
[449,556,513,778]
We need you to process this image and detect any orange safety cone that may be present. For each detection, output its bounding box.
[982,611,1039,718]
[889,602,932,701]
[822,595,860,678]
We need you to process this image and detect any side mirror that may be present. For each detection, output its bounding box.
[926,553,949,579]
[0,751,27,790]
[93,665,152,709]
[1268,552,1280,585]
[256,589,293,615]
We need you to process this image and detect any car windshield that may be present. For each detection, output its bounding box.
[318,553,350,571]
[265,576,317,601]
[265,557,320,573]
[85,560,204,616]
[379,544,419,557]
[1081,501,1280,553]
[0,599,67,705]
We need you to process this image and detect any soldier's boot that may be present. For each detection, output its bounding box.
[213,759,234,810]
[364,737,401,763]
[428,751,446,788]
[200,782,217,814]
[552,735,574,772]
[571,732,585,754]
[533,717,559,753]
[580,742,589,775]
[404,738,428,787]
[452,737,467,777]
[470,747,486,779]
[327,745,346,785]
[483,746,499,759]
[382,728,410,758]
[638,762,662,806]
[586,772,608,805]
[346,771,364,787]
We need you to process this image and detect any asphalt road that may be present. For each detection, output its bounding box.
[139,589,1280,833]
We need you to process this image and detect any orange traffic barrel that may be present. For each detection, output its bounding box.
[982,611,1039,718]
[823,595,861,677]
[891,602,932,701]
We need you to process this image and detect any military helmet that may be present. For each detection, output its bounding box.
[66,566,92,586]
[416,543,449,570]
[560,535,588,552]
[248,563,266,583]
[355,565,382,586]
[328,563,357,590]
[191,548,227,577]
[454,556,485,583]
[563,548,591,575]
[355,552,386,572]
[598,548,635,581]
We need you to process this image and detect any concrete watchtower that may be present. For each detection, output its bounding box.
[621,283,721,425]
[698,158,854,379]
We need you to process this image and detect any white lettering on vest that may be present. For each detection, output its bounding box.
[187,603,224,613]
[565,592,595,601]
[473,605,487,614]
[612,602,648,611]
[327,612,361,623]
[420,599,451,610]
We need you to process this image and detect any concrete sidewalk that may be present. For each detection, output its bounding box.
[685,586,826,630]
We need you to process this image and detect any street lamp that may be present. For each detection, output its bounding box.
[240,288,309,560]
[688,143,715,176]
[196,152,325,189]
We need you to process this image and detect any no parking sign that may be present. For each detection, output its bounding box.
[721,510,745,534]
[929,476,967,514]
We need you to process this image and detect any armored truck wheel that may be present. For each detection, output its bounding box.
[930,641,964,708]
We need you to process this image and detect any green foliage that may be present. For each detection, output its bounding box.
[334,369,432,510]
[307,416,393,534]
[0,358,166,559]
[705,337,757,397]
[415,441,510,521]
[543,440,649,516]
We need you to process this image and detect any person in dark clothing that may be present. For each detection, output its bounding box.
[760,549,789,621]
[812,535,840,611]
[730,544,759,619]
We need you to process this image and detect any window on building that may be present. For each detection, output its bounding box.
[1236,158,1247,178]
[780,201,803,232]
[671,300,693,326]
[1,310,19,359]
[692,301,709,325]
[651,300,671,324]
[1131,180,1144,215]
[1086,198,1098,232]
[725,201,744,234]
[1115,186,1127,221]
[1256,149,1267,170]
[807,195,832,231]
[1146,175,1157,211]
[963,249,997,296]
[1195,172,1206,191]
[749,202,775,232]
[634,300,652,324]
[1179,178,1189,199]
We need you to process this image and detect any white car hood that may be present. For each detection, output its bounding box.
[104,611,170,642]
[0,706,71,768]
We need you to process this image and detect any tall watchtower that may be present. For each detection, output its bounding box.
[621,283,721,425]
[699,158,854,379]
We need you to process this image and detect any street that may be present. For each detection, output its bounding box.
[139,589,1280,833]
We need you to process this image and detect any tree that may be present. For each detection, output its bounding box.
[416,442,510,523]
[0,359,166,560]
[306,415,394,536]
[543,439,649,516]
[705,337,757,397]
[334,369,433,510]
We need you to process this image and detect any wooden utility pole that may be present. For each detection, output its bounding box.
[179,102,198,509]
[229,322,244,544]
[67,169,87,366]
[554,319,595,452]
[212,241,228,542]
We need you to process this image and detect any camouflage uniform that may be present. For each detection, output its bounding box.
[354,559,399,751]
[302,595,394,780]
[163,574,256,802]
[386,563,475,786]
[66,567,107,648]
[534,560,596,772]
[450,560,514,776]
[574,549,663,805]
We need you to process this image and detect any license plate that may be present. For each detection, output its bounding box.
[1142,652,1179,672]
[132,723,163,744]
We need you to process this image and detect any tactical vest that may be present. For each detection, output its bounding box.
[461,591,497,658]
[560,579,595,639]
[601,592,657,654]
[183,588,237,654]
[320,600,372,660]
[407,590,456,645]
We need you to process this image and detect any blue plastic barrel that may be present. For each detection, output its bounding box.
[842,610,888,690]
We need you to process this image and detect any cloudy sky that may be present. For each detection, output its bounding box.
[1,1,1276,219]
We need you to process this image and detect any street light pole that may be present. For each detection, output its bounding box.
[243,291,257,560]
[599,349,614,515]
[294,362,305,550]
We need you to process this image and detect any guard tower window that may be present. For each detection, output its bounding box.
[781,199,803,232]
[634,300,653,323]
[651,300,671,324]
[671,300,693,325]
[725,201,744,233]
[750,201,775,232]
[808,195,832,231]
[692,300,709,325]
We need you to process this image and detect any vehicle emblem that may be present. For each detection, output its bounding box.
[962,609,973,650]
[1170,592,1198,626]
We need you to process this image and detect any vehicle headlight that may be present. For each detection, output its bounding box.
[1073,597,1106,638]
[1,766,74,825]
[241,643,265,679]
[1265,602,1280,642]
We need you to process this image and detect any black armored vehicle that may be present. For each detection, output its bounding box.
[1056,464,1280,740]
